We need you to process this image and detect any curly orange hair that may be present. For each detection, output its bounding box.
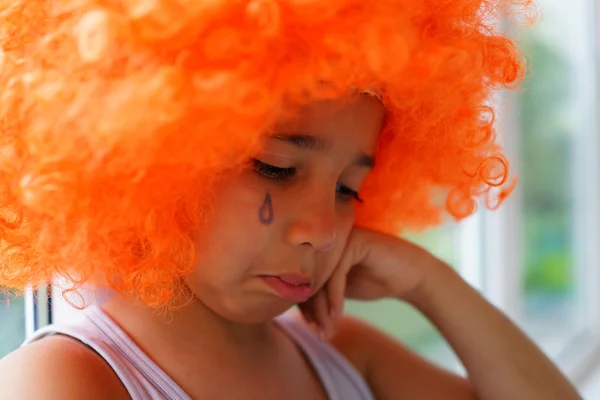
[0,0,531,308]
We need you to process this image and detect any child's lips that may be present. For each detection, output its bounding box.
[260,275,314,303]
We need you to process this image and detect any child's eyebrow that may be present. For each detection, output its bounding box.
[355,153,375,168]
[272,133,375,168]
[272,133,332,153]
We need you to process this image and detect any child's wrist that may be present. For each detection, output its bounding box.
[402,258,458,310]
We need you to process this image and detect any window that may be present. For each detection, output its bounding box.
[0,291,26,358]
[507,0,600,368]
[0,286,53,359]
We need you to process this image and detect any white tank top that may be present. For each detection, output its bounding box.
[23,304,375,400]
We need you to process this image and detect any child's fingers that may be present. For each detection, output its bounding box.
[299,287,339,340]
[327,244,354,321]
[299,295,329,338]
[326,269,346,321]
[298,298,316,325]
[311,289,336,340]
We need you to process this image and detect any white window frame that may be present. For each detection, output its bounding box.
[566,0,600,385]
[23,285,52,338]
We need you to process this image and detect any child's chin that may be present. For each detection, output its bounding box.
[224,298,296,324]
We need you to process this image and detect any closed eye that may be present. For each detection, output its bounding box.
[336,184,363,203]
[252,159,295,182]
[252,159,364,203]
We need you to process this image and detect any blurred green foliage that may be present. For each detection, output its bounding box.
[0,292,25,358]
[519,33,574,296]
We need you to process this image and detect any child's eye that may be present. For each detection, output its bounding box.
[252,159,362,202]
[336,184,363,203]
[252,159,295,182]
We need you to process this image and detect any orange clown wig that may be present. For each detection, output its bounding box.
[0,0,531,308]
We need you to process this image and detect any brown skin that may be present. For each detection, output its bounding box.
[0,94,581,399]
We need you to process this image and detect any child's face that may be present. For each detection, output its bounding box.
[188,94,386,323]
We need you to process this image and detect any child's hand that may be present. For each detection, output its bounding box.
[299,227,445,339]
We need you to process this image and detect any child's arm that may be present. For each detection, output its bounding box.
[404,260,581,400]
[304,228,582,400]
[329,262,581,400]
[330,314,478,400]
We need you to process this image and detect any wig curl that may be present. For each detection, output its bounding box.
[0,0,531,308]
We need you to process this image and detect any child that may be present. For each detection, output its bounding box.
[0,0,582,399]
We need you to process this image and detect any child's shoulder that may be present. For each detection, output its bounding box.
[0,335,129,400]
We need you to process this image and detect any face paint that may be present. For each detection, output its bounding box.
[259,192,274,225]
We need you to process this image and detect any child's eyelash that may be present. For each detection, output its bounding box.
[251,159,295,181]
[251,159,363,202]
[336,184,363,203]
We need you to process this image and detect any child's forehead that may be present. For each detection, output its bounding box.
[263,97,385,154]
[274,94,385,128]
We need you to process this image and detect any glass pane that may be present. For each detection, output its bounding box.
[346,223,461,369]
[515,0,593,356]
[0,291,26,358]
